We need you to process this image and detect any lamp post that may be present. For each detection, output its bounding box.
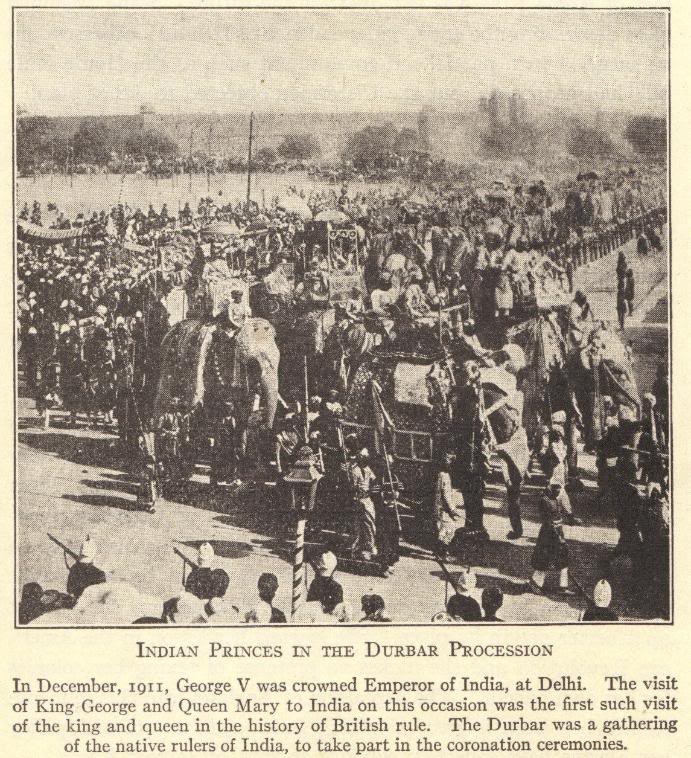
[284,446,323,618]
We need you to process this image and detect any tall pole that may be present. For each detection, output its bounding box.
[246,112,254,209]
[303,355,310,440]
[292,509,306,618]
[206,122,213,193]
[188,124,194,195]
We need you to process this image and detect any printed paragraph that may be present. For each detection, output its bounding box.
[8,672,680,754]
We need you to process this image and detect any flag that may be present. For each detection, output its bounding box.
[371,379,394,455]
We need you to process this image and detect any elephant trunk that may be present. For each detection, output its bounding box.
[259,363,279,431]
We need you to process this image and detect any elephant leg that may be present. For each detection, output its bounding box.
[566,415,585,491]
[235,427,247,464]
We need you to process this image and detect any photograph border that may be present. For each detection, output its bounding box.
[11,3,673,628]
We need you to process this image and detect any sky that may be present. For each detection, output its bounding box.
[14,9,668,117]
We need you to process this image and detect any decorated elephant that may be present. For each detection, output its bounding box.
[568,322,640,447]
[153,315,280,476]
[517,312,640,450]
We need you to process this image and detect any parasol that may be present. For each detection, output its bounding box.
[403,193,426,206]
[201,220,241,237]
[314,209,350,223]
[277,195,312,220]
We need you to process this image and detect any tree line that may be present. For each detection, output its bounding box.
[16,112,666,175]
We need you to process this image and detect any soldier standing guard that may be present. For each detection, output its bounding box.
[433,450,465,555]
[156,397,187,484]
[450,360,491,541]
[349,448,378,562]
[136,434,158,513]
[210,400,238,488]
[370,453,402,575]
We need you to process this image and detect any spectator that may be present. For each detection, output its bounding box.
[185,542,218,600]
[307,550,343,606]
[18,582,45,625]
[446,568,482,621]
[67,538,106,600]
[247,573,286,624]
[582,580,619,621]
[293,577,352,624]
[360,594,391,623]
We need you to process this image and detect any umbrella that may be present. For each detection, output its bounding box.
[314,209,350,223]
[404,194,426,206]
[277,195,312,220]
[201,221,241,237]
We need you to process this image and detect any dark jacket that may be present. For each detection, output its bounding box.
[582,607,618,621]
[531,488,569,571]
[67,562,106,599]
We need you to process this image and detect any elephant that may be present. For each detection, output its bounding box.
[516,312,640,486]
[250,290,382,401]
[153,315,280,477]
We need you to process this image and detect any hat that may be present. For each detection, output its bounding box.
[79,538,97,563]
[593,580,612,609]
[198,542,215,568]
[455,567,476,594]
[551,410,566,425]
[59,324,70,334]
[115,316,125,326]
[313,550,337,577]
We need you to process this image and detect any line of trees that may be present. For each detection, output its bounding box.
[253,134,322,166]
[17,116,178,173]
[343,122,424,169]
[566,120,616,160]
[566,116,667,160]
[17,110,666,177]
[624,116,667,156]
[17,114,323,175]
